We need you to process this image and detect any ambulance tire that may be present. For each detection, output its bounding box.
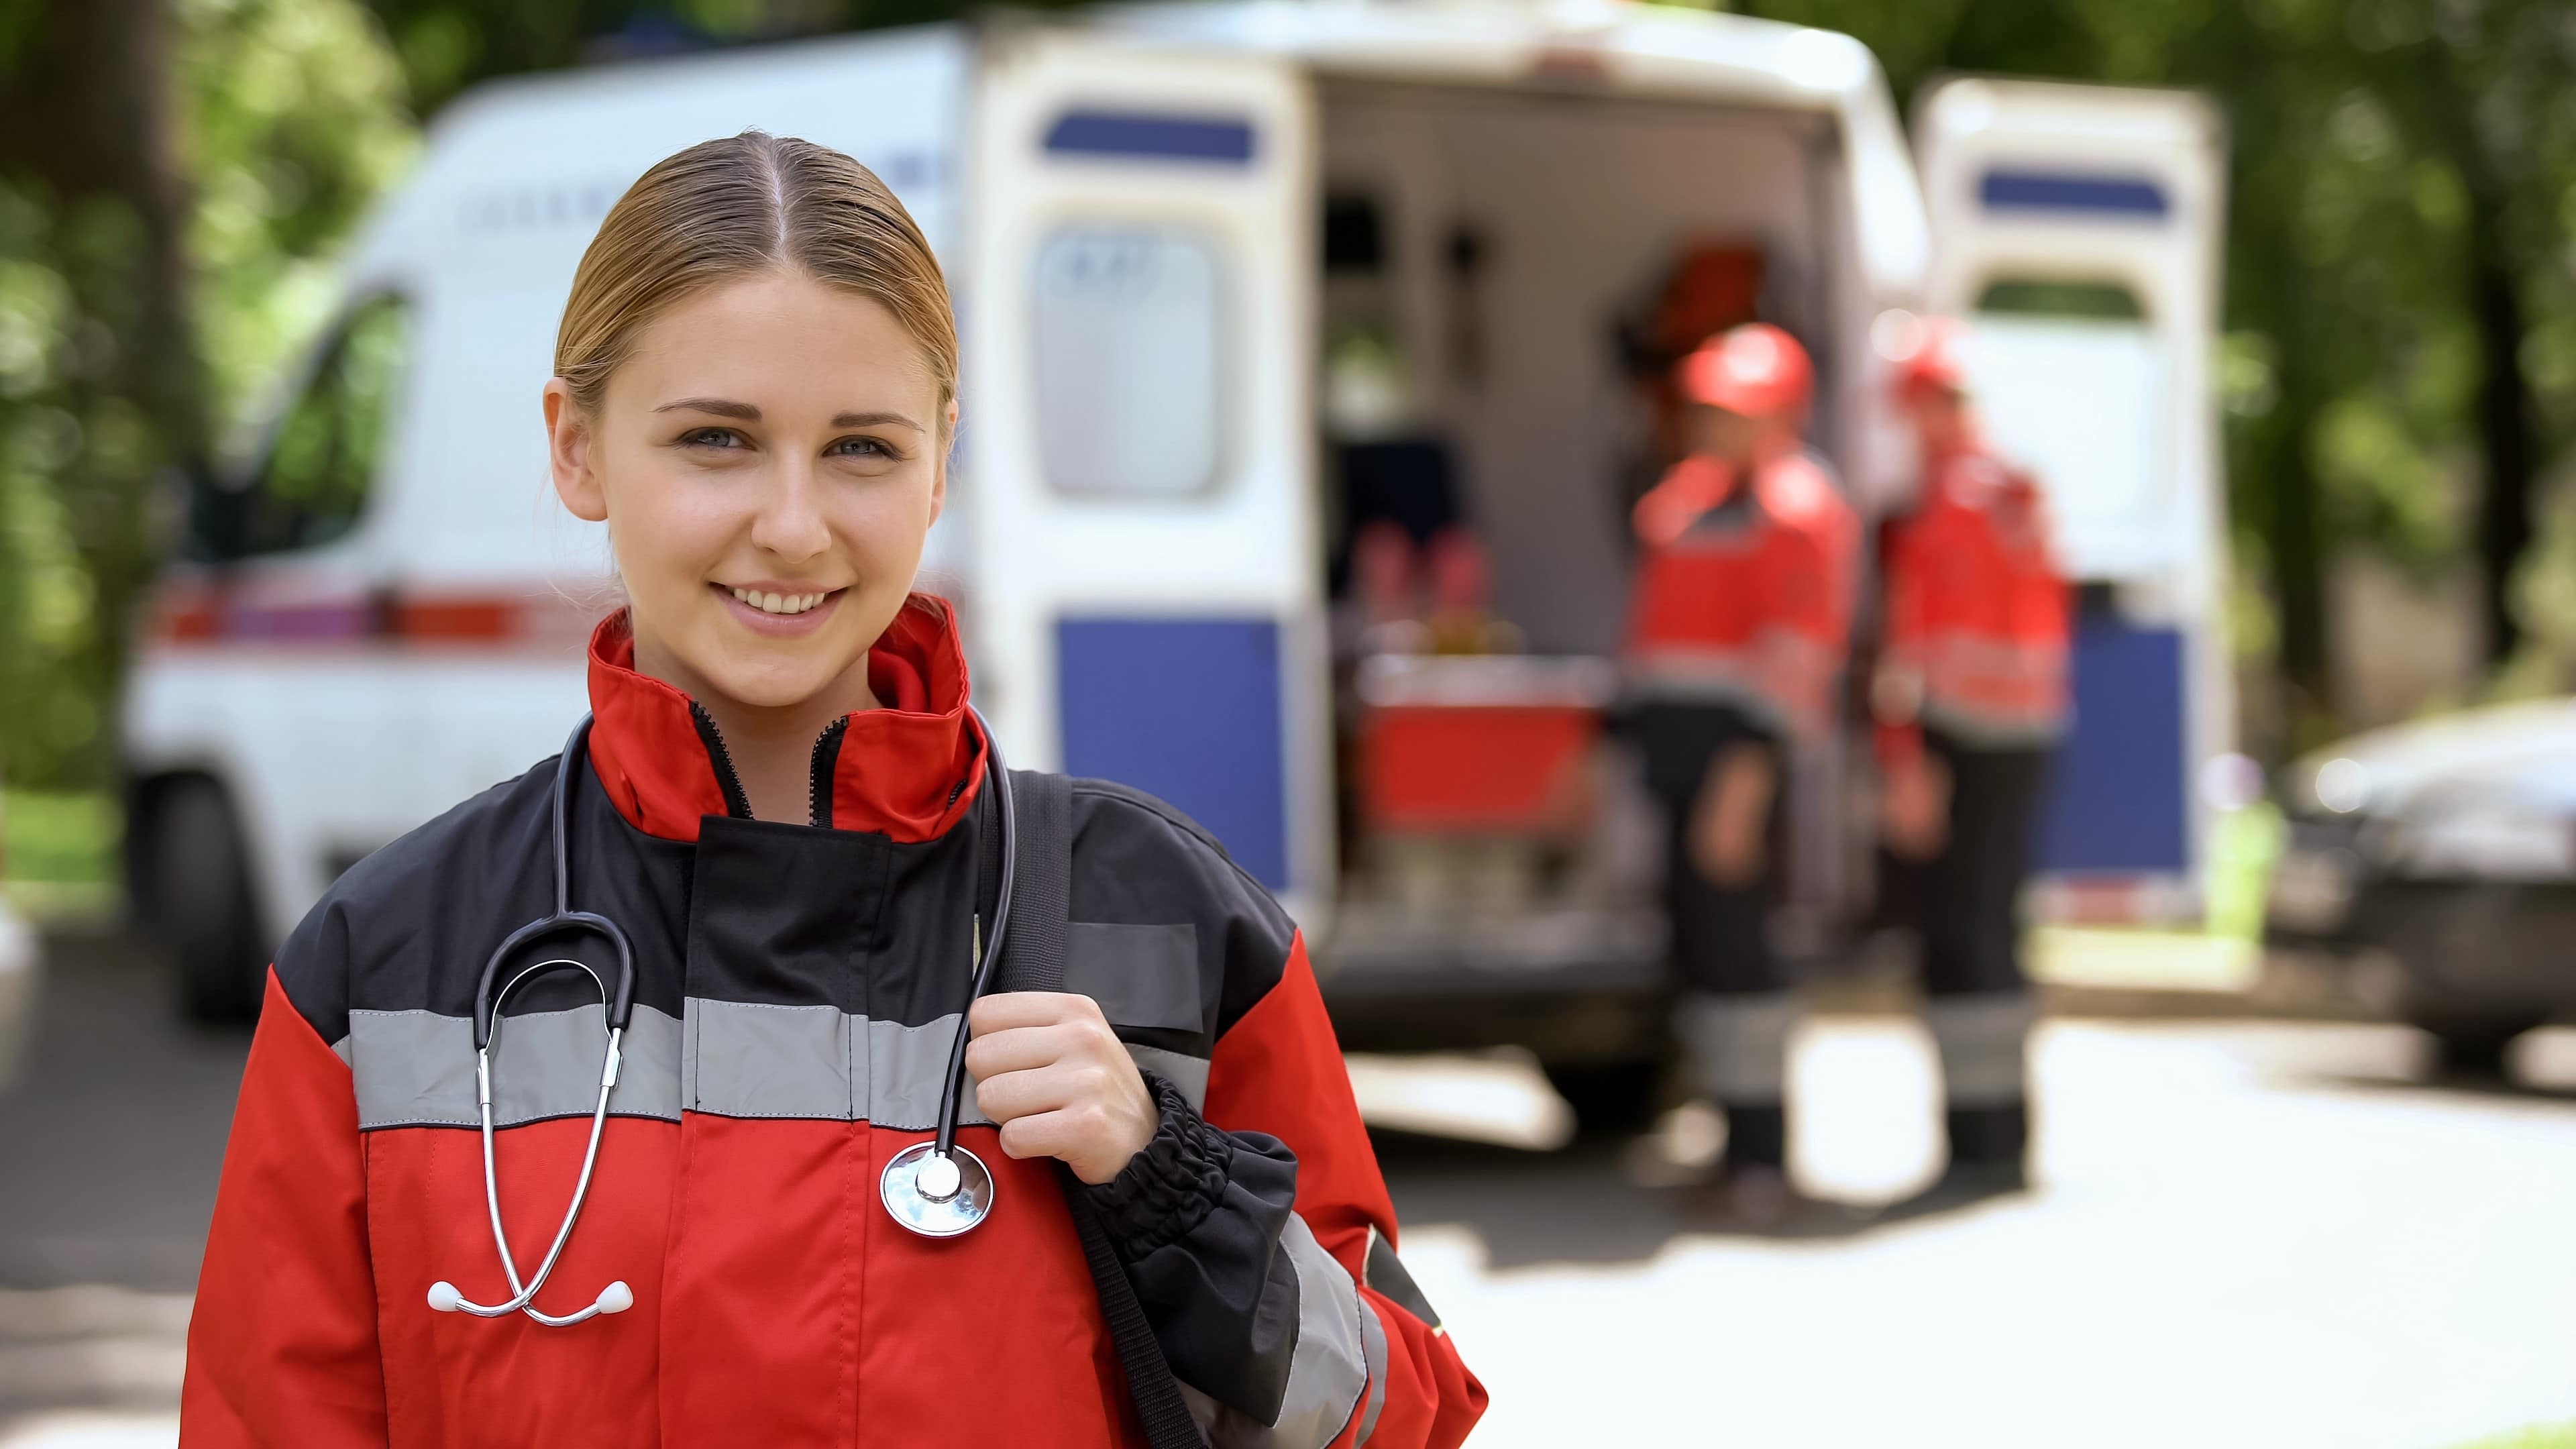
[2408,1006,2541,1080]
[142,778,268,1025]
[1545,1055,1675,1139]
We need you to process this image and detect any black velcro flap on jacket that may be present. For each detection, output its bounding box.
[1065,922,1203,1034]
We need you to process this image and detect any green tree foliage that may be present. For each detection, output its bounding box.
[0,0,413,790]
[1743,0,2576,741]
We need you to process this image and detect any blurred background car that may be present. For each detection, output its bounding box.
[2269,698,2576,1073]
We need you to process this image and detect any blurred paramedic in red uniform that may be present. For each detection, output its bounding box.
[1624,323,1852,1226]
[1874,315,2071,1204]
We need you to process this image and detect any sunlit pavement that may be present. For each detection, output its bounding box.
[1372,1020,2576,1449]
[5,933,2576,1448]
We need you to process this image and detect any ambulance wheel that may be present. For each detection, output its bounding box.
[2408,1008,2540,1079]
[1545,1057,1673,1139]
[141,778,268,1024]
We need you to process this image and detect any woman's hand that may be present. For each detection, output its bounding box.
[966,991,1159,1185]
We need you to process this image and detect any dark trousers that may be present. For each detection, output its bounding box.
[1921,733,2051,997]
[1642,704,1793,1169]
[1884,730,2053,1164]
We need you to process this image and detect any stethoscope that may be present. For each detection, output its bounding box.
[426,708,1016,1326]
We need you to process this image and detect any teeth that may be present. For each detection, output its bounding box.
[728,587,828,616]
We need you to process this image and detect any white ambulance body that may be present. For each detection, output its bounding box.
[123,3,2227,1114]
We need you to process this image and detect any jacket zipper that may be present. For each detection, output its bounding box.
[686,702,755,819]
[689,703,855,826]
[808,716,849,828]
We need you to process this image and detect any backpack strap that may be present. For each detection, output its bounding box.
[1002,769,1211,1449]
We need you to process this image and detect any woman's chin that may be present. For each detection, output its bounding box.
[695,657,866,716]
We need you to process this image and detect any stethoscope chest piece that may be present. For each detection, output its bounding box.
[881,1142,996,1238]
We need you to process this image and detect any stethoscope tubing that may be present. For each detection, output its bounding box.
[931,708,1013,1163]
[434,707,1016,1326]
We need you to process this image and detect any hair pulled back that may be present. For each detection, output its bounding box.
[555,130,955,431]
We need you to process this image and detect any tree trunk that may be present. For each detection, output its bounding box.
[2257,248,2331,720]
[2467,230,2534,667]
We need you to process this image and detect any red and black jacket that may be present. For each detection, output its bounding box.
[1623,452,1853,795]
[1874,447,2072,771]
[181,597,1485,1448]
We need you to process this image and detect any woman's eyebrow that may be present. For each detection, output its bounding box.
[832,410,924,432]
[655,397,759,420]
[651,399,920,432]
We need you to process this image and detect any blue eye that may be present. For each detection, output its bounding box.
[682,428,742,449]
[830,436,897,460]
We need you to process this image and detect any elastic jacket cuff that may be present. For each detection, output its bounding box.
[1084,1071,1232,1260]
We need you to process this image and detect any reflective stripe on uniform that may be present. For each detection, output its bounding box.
[1355,1293,1390,1444]
[1631,628,1837,739]
[1927,991,2033,1106]
[339,1003,684,1129]
[1676,990,1796,1104]
[335,1000,1207,1130]
[1183,1212,1379,1448]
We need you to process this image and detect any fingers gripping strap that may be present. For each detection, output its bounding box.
[1004,770,1210,1449]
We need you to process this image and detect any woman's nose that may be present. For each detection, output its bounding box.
[750,463,831,562]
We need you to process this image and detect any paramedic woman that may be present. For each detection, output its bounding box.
[180,132,1484,1449]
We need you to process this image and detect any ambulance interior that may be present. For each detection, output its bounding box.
[1310,80,1862,991]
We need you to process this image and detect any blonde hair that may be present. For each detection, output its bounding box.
[554,130,956,432]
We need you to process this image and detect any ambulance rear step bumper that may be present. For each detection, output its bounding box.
[1312,903,1670,1065]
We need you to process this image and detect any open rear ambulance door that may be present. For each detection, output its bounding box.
[1914,78,2230,922]
[963,29,1328,910]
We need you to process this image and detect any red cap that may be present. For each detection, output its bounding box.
[1889,314,1970,400]
[1675,323,1813,419]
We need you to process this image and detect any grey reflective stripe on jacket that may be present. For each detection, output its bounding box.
[1181,1212,1387,1448]
[335,999,1207,1131]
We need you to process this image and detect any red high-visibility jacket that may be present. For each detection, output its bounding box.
[1625,452,1852,745]
[1876,448,2073,769]
[181,597,1485,1449]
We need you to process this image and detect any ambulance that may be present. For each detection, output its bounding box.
[122,0,2229,1128]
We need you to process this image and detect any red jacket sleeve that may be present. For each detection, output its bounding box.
[1756,521,1846,743]
[182,968,388,1446]
[1203,936,1488,1449]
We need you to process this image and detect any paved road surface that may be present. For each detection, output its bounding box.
[5,930,2575,1448]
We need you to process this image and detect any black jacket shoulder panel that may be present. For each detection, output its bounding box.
[1066,779,1298,1045]
[271,759,562,1044]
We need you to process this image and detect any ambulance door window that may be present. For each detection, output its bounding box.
[1032,225,1226,498]
[197,294,411,562]
[1962,277,2162,580]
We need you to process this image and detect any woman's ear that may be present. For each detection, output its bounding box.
[926,397,960,528]
[544,378,608,523]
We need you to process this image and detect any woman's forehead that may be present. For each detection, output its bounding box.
[616,272,935,413]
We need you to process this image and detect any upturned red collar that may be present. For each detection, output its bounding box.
[582,594,986,843]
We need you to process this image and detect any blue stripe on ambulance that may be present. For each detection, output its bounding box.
[1978,168,2169,219]
[2036,617,2190,873]
[1056,616,1291,890]
[1043,110,1257,165]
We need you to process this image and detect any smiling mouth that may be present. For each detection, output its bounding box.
[722,586,839,616]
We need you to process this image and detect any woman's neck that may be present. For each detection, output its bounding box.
[631,629,881,824]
